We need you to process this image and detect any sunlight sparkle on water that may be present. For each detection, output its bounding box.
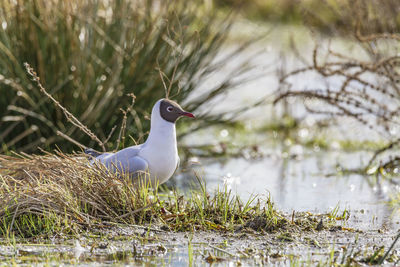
[284,139,292,146]
[382,185,389,193]
[223,173,241,190]
[220,129,229,138]
[331,141,341,150]
[305,117,316,127]
[390,126,398,135]
[298,128,309,138]
[290,144,303,156]
[367,165,378,175]
[349,184,355,192]
[188,157,200,164]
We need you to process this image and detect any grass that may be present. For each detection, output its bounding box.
[0,0,256,153]
[0,152,336,238]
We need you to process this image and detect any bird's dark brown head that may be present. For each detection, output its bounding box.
[159,99,195,123]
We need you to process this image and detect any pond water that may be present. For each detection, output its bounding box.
[0,237,308,266]
[0,241,236,266]
[173,21,400,232]
[174,144,400,231]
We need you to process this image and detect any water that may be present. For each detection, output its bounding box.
[0,241,234,266]
[175,146,400,230]
[172,21,400,231]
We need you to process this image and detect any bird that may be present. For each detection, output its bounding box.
[85,98,195,186]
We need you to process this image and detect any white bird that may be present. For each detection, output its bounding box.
[85,98,195,186]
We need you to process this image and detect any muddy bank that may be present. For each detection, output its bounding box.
[0,216,397,266]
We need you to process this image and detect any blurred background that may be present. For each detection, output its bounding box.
[2,0,400,228]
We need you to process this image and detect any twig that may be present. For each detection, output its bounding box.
[115,93,136,151]
[24,63,106,151]
[209,244,236,257]
[366,138,400,168]
[378,231,400,264]
[102,221,167,233]
[115,202,156,219]
[9,204,20,233]
[56,130,87,150]
[104,125,117,145]
[157,57,169,98]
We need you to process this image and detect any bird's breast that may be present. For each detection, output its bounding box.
[138,143,178,184]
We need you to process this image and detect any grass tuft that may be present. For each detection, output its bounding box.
[0,152,334,238]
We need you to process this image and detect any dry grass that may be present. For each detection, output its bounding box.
[0,152,334,238]
[0,152,154,237]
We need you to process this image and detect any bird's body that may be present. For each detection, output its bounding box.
[88,99,194,185]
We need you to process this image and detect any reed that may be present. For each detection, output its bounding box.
[0,0,253,152]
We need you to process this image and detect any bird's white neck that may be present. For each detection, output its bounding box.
[144,100,177,148]
[145,119,177,146]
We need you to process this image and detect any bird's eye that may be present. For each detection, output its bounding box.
[167,106,173,112]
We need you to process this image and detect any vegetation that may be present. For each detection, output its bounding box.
[274,0,400,173]
[0,0,253,153]
[0,0,399,265]
[0,152,336,238]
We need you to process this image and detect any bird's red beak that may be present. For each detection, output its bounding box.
[181,111,195,118]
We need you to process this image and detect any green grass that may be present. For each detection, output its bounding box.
[0,0,254,153]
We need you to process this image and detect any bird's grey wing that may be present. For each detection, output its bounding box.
[95,144,142,163]
[103,154,148,179]
[87,152,113,165]
[93,145,147,180]
[112,144,143,157]
[84,148,102,157]
[96,152,113,161]
[125,156,149,180]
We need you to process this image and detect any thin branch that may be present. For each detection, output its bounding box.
[24,63,106,151]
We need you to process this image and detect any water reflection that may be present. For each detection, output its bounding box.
[0,242,244,267]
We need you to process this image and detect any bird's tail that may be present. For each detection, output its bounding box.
[84,148,102,157]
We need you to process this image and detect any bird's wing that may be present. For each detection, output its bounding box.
[125,156,149,180]
[95,152,113,161]
[109,155,148,177]
[98,145,148,179]
[96,144,142,163]
[108,155,148,182]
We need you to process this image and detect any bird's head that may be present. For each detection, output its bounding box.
[157,98,195,123]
